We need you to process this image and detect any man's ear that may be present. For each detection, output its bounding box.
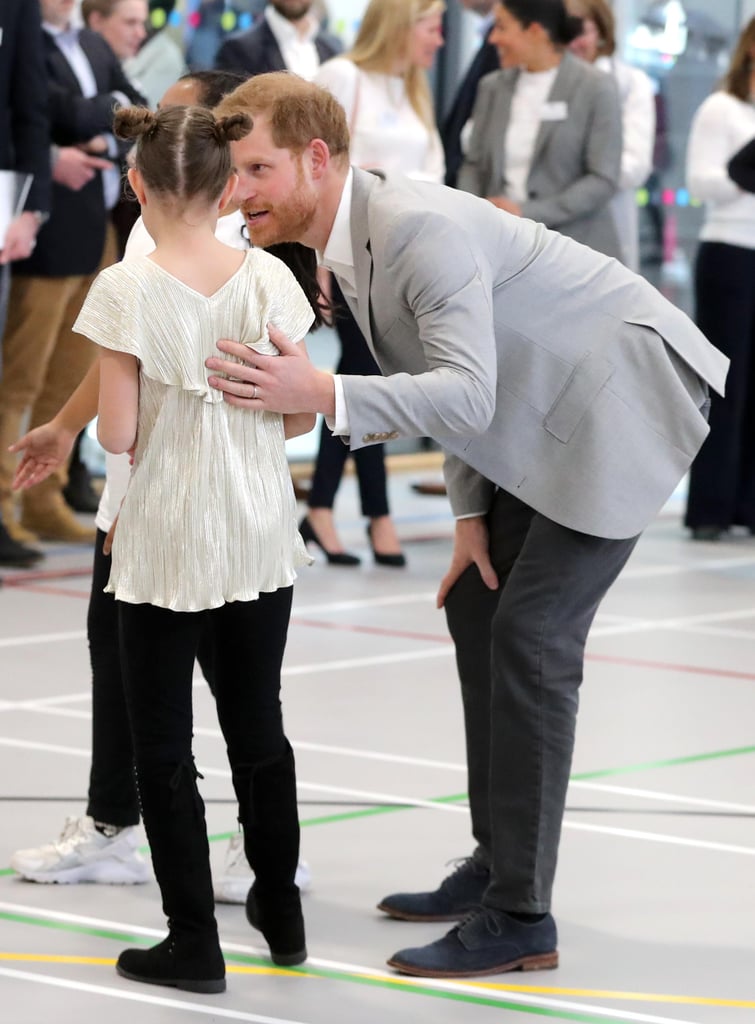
[127,166,147,206]
[308,138,330,179]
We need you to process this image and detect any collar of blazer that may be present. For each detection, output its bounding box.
[494,50,584,176]
[348,167,384,349]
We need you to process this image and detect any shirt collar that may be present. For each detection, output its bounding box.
[318,167,355,285]
[43,20,79,43]
[264,5,319,46]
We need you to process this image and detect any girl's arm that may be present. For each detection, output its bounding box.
[283,340,316,439]
[10,360,102,490]
[98,349,139,454]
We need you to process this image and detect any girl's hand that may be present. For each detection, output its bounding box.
[9,422,77,491]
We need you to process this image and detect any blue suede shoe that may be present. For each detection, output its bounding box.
[387,907,559,978]
[377,857,490,921]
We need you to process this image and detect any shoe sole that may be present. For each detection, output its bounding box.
[270,947,308,967]
[386,950,559,978]
[116,963,226,993]
[376,902,471,922]
[13,863,150,885]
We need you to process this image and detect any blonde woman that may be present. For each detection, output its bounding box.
[301,0,446,567]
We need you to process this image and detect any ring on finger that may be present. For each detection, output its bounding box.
[252,385,259,399]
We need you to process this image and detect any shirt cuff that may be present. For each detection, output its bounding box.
[329,374,349,435]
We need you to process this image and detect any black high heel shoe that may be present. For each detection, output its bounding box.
[299,516,361,566]
[366,522,406,568]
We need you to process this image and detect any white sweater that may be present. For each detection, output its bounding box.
[686,90,755,250]
[314,56,445,183]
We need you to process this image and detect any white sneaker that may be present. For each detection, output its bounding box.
[10,815,151,884]
[213,832,312,904]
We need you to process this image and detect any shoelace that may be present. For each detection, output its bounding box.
[458,905,504,937]
[439,855,485,892]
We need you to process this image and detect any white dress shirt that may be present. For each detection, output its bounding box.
[43,20,125,209]
[503,66,558,203]
[265,5,321,81]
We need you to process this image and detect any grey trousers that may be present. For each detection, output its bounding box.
[444,487,639,913]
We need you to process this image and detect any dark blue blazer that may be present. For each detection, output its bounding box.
[214,18,342,76]
[17,27,146,278]
[0,0,51,215]
[441,30,499,188]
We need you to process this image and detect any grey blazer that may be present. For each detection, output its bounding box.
[336,169,729,540]
[458,52,622,258]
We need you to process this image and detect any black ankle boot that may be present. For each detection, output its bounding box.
[234,741,307,965]
[117,930,226,993]
[246,881,306,966]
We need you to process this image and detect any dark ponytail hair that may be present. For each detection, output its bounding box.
[502,0,583,45]
[114,104,252,203]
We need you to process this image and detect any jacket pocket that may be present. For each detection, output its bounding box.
[544,352,614,443]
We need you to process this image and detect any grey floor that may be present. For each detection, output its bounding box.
[0,472,753,1024]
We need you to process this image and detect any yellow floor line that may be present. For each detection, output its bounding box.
[1,953,751,1010]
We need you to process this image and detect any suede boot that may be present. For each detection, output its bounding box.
[116,758,225,993]
[0,408,38,544]
[21,480,96,543]
[235,741,306,966]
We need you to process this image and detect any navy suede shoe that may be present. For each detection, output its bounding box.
[377,857,490,921]
[387,907,559,978]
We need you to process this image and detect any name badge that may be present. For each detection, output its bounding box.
[541,101,568,121]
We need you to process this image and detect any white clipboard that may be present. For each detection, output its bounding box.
[0,171,34,249]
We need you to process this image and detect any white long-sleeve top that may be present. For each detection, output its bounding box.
[686,90,755,251]
[313,56,445,183]
[596,56,655,270]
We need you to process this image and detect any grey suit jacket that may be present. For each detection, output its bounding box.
[458,52,622,259]
[336,169,728,540]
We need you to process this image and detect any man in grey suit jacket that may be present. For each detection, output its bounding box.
[207,73,728,978]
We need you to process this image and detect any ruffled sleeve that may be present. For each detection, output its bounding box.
[73,264,140,356]
[250,249,316,348]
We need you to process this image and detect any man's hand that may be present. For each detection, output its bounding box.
[53,147,113,191]
[206,324,336,416]
[9,421,78,491]
[0,212,39,264]
[436,515,499,609]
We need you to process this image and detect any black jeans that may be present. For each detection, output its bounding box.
[444,488,638,913]
[308,279,389,518]
[685,241,755,529]
[117,587,294,781]
[85,529,217,827]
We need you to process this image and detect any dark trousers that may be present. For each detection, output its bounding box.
[118,587,293,780]
[308,279,389,518]
[85,529,216,827]
[444,488,638,913]
[685,241,755,529]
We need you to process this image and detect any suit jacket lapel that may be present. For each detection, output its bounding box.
[349,170,377,350]
[528,52,577,171]
[261,22,287,72]
[44,31,84,95]
[493,70,516,189]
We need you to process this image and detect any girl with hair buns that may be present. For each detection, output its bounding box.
[72,103,317,993]
[458,0,623,258]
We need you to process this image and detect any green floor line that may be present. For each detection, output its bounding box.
[571,744,755,780]
[0,909,655,1024]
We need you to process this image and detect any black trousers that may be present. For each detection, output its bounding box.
[308,279,389,518]
[117,588,294,775]
[444,488,638,913]
[685,241,755,529]
[85,529,216,827]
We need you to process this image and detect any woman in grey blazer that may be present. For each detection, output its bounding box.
[458,0,622,258]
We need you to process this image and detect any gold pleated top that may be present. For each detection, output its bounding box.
[74,249,315,611]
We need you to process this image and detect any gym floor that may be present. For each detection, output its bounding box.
[0,473,752,1024]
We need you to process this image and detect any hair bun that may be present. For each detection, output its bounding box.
[215,112,253,144]
[114,106,158,142]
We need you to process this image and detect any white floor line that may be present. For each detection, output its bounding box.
[564,820,755,855]
[590,605,755,638]
[0,630,86,650]
[1,729,753,816]
[0,967,307,1024]
[0,903,707,1024]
